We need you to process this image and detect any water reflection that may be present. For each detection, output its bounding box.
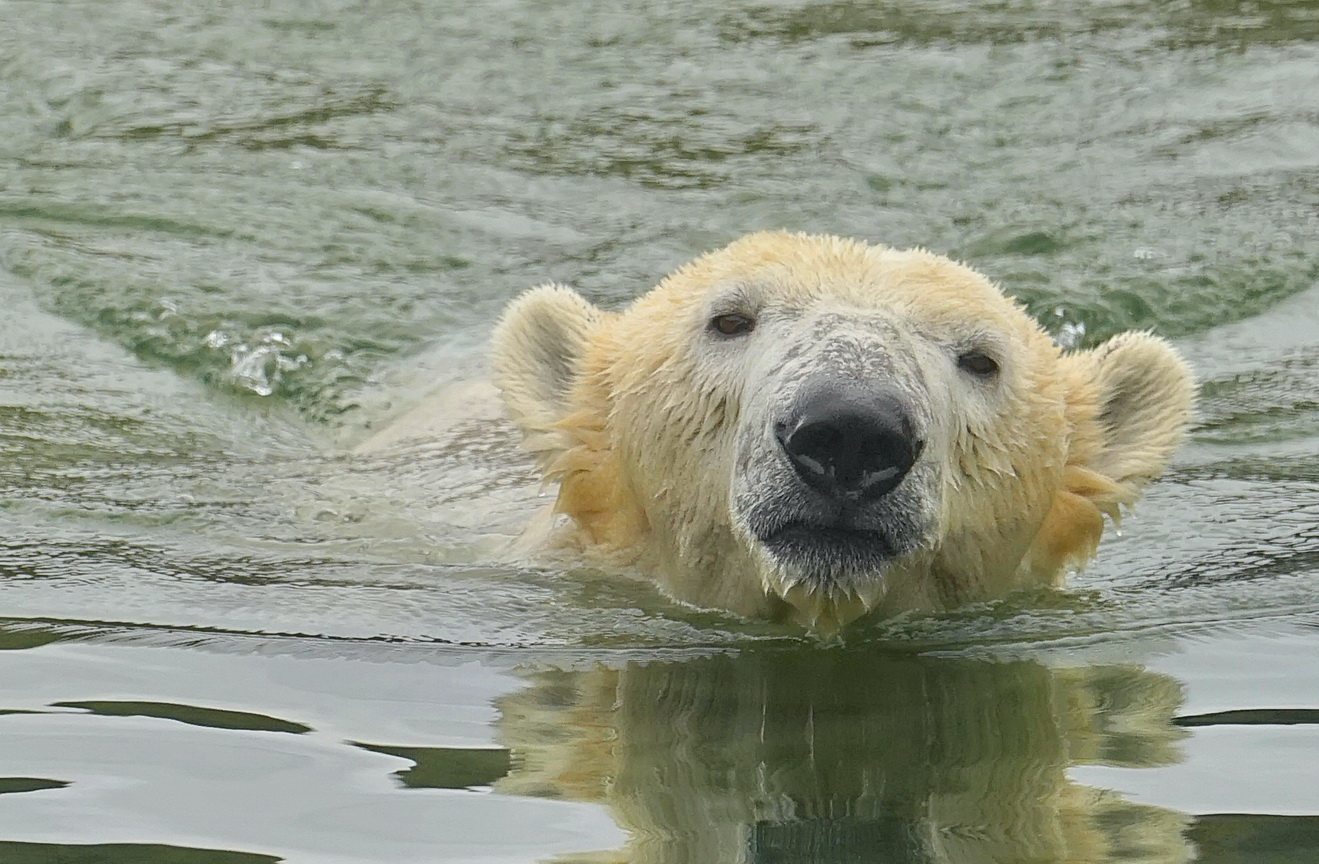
[0,841,279,864]
[496,649,1191,864]
[51,700,312,734]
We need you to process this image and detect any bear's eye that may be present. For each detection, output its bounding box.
[957,350,1000,377]
[710,313,756,337]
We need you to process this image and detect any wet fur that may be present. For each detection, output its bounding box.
[493,232,1195,628]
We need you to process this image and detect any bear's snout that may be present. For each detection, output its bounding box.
[774,381,923,503]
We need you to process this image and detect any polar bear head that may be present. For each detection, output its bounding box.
[494,232,1193,629]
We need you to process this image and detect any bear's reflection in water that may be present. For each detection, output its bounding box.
[496,649,1191,864]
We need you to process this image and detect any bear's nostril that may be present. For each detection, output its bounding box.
[778,382,920,502]
[783,425,841,479]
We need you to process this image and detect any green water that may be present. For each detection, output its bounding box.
[1,1,1318,861]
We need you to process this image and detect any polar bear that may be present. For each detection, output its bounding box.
[493,232,1194,629]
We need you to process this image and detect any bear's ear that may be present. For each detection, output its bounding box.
[1029,333,1194,579]
[1080,331,1196,495]
[492,283,603,437]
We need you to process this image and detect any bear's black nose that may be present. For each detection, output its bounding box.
[775,382,923,502]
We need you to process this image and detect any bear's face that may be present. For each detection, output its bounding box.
[495,233,1193,629]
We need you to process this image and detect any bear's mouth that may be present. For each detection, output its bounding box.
[758,522,901,574]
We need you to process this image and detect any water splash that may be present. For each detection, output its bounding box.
[207,329,309,397]
[1050,306,1087,349]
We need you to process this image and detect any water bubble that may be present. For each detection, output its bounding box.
[1049,306,1087,348]
[226,331,311,397]
[1058,321,1086,348]
[229,343,280,396]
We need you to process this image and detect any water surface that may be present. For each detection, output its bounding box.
[1,0,1318,861]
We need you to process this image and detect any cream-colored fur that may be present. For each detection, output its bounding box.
[494,232,1194,628]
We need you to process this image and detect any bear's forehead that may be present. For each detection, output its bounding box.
[651,232,1025,330]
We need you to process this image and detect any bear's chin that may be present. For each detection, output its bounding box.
[758,522,903,578]
[746,518,930,629]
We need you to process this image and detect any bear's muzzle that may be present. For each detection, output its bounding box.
[774,379,924,503]
[741,378,932,590]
